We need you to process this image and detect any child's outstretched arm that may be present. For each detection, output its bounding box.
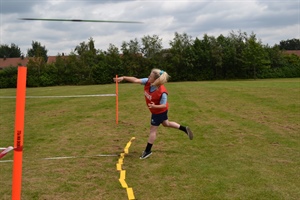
[113,76,142,84]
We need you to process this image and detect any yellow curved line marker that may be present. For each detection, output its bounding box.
[116,163,122,171]
[118,158,124,164]
[127,188,135,200]
[120,170,126,180]
[119,179,128,188]
[117,137,136,199]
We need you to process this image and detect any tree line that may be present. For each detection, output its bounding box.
[0,31,299,88]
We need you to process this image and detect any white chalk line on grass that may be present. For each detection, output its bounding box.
[43,154,118,160]
[0,94,116,99]
[0,160,13,163]
[0,154,118,163]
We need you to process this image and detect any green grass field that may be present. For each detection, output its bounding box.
[0,79,299,200]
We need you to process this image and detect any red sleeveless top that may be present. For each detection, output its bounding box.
[144,81,168,114]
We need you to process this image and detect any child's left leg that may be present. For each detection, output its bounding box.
[162,120,193,140]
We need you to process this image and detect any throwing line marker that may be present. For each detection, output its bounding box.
[117,137,136,200]
[0,154,118,163]
[43,154,118,160]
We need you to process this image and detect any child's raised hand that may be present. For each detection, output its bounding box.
[113,77,124,82]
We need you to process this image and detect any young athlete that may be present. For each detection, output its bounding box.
[113,68,193,159]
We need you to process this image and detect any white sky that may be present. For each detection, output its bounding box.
[1,0,299,56]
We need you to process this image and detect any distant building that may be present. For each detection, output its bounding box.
[0,56,29,70]
[0,55,68,70]
[283,50,300,57]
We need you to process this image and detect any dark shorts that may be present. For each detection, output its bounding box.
[151,110,168,126]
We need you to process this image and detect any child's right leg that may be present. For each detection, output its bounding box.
[140,125,158,159]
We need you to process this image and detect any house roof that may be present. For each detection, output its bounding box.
[0,55,69,69]
[47,56,63,64]
[0,57,30,69]
[283,50,300,56]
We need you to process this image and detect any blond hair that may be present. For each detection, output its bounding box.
[151,68,170,87]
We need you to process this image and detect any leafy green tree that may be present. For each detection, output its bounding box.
[63,53,82,85]
[74,37,97,56]
[0,43,22,58]
[227,31,248,78]
[2,30,299,89]
[264,45,281,69]
[139,35,164,76]
[105,44,122,76]
[216,34,236,79]
[106,44,121,66]
[120,38,144,76]
[141,35,163,58]
[170,32,193,53]
[26,41,48,86]
[0,67,18,88]
[26,57,47,87]
[279,38,300,50]
[281,54,300,77]
[27,41,48,61]
[241,33,269,78]
[169,32,194,81]
[190,35,213,80]
[121,38,141,55]
[49,53,69,85]
[208,35,223,79]
[189,37,204,79]
[73,37,98,84]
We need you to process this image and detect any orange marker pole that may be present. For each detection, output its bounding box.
[116,75,119,124]
[12,66,27,200]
